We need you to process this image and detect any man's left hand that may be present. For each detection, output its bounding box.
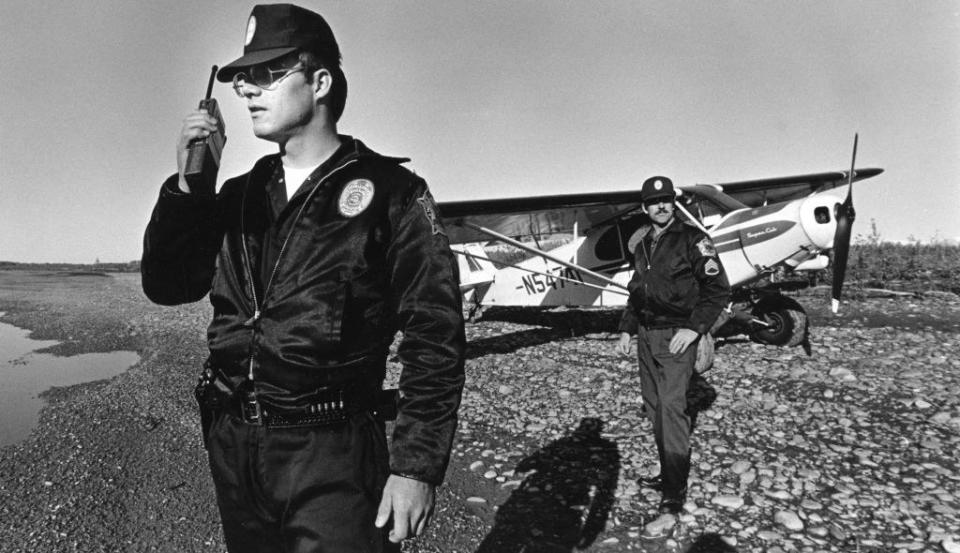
[669,328,700,355]
[375,474,435,543]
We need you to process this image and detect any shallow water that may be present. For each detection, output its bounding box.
[0,314,139,447]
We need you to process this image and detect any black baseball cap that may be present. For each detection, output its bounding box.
[216,4,340,83]
[640,176,676,203]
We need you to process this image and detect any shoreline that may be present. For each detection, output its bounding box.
[0,272,223,552]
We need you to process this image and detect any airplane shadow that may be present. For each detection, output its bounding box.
[478,306,622,335]
[475,418,622,553]
[467,308,621,360]
[466,327,569,360]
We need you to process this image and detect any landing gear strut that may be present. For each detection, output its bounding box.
[714,293,809,348]
[749,297,808,347]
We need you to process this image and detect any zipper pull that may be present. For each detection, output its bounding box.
[243,310,261,327]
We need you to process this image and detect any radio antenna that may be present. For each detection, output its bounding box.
[204,65,218,100]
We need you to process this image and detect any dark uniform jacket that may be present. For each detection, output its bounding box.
[618,219,730,335]
[142,136,465,485]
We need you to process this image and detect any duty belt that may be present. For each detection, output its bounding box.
[195,368,397,428]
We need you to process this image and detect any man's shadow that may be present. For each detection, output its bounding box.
[476,418,620,553]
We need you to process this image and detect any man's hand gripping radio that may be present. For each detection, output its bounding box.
[183,65,226,195]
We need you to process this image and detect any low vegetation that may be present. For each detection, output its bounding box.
[2,222,957,294]
[828,220,960,295]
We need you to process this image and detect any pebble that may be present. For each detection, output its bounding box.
[774,510,803,531]
[943,536,960,553]
[712,495,744,509]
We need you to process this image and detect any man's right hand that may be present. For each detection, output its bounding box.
[176,108,220,193]
[615,332,633,357]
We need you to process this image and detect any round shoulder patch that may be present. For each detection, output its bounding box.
[338,179,375,217]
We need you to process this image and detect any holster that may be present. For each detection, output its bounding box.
[194,363,232,449]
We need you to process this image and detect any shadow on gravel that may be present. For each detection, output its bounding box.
[466,308,621,360]
[684,533,738,552]
[466,328,569,359]
[475,418,620,553]
[478,307,621,336]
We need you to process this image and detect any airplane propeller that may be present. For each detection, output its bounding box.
[831,134,858,314]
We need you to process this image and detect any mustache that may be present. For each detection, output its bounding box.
[655,207,669,215]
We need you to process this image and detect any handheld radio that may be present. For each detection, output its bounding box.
[183,65,226,194]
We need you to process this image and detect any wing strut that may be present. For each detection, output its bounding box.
[462,222,629,291]
[452,250,628,296]
[673,198,711,234]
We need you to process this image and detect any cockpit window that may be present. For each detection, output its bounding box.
[681,195,726,222]
[595,224,625,261]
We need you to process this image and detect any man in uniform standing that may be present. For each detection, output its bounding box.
[615,176,729,531]
[141,4,465,552]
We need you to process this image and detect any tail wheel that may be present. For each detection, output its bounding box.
[750,300,808,347]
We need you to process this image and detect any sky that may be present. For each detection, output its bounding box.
[1,0,958,263]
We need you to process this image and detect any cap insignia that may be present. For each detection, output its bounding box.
[338,179,374,217]
[654,180,663,190]
[245,15,257,46]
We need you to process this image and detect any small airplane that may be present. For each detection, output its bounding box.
[439,137,879,347]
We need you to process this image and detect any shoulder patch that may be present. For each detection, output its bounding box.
[338,179,375,217]
[696,237,717,257]
[417,190,445,235]
[704,258,720,276]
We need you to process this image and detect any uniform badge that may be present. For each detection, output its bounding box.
[417,190,445,236]
[704,258,720,276]
[696,237,717,257]
[338,179,374,217]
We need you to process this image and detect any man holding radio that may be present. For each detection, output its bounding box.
[142,4,465,552]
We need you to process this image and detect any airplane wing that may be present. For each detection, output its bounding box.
[438,168,884,244]
[439,191,645,244]
[711,168,883,207]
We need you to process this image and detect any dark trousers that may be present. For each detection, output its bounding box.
[205,411,400,553]
[637,327,696,501]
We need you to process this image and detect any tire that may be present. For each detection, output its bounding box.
[750,301,808,347]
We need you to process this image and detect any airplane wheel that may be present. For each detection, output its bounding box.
[750,301,808,347]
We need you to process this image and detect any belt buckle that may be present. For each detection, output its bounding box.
[241,391,262,425]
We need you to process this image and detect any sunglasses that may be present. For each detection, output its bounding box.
[232,60,305,96]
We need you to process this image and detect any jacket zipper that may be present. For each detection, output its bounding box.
[239,157,359,381]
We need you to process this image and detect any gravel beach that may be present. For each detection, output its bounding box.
[1,270,958,553]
